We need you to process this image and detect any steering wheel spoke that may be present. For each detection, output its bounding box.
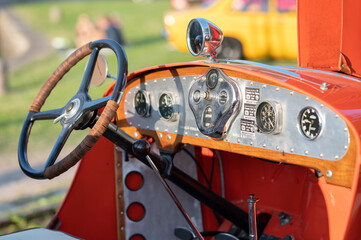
[45,125,73,168]
[78,48,100,94]
[84,96,111,112]
[31,107,64,121]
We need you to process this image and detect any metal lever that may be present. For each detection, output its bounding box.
[248,194,259,240]
[132,139,204,240]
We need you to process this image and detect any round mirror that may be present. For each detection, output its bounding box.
[89,53,109,87]
[186,18,223,60]
[187,20,204,56]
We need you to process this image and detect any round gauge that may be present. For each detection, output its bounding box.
[159,93,175,120]
[256,101,281,134]
[202,105,213,129]
[299,107,321,140]
[206,69,219,89]
[134,91,150,117]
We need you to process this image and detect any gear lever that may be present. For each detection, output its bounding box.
[132,139,204,240]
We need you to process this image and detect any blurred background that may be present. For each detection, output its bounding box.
[0,0,296,234]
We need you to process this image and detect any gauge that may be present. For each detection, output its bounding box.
[256,101,282,134]
[134,90,150,117]
[299,107,321,140]
[159,93,175,120]
[206,69,219,89]
[202,105,213,129]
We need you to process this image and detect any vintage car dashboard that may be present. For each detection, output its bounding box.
[116,63,356,188]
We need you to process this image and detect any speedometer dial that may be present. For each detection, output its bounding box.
[256,101,282,134]
[299,107,321,140]
[159,93,176,121]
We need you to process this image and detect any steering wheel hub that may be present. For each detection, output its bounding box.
[63,98,81,123]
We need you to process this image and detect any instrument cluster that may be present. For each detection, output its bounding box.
[124,68,349,162]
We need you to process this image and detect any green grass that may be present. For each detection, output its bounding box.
[0,0,195,160]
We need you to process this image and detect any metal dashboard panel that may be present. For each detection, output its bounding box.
[123,72,350,161]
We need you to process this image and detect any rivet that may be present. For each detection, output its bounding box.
[263,144,266,148]
[305,97,309,101]
[146,126,150,129]
[154,79,157,83]
[185,132,188,135]
[262,84,267,88]
[120,227,124,231]
[175,129,178,133]
[250,141,253,146]
[335,155,339,159]
[335,114,339,118]
[344,146,348,150]
[155,127,159,130]
[304,150,309,155]
[124,99,128,103]
[250,82,254,85]
[276,146,280,150]
[237,139,241,143]
[117,163,121,167]
[163,78,166,81]
[326,170,333,178]
[134,132,138,138]
[129,122,133,125]
[290,148,294,153]
[320,104,324,108]
[167,135,171,141]
[344,128,348,132]
[120,211,124,215]
[290,91,294,95]
[276,87,280,91]
[319,153,324,158]
[118,179,122,183]
[118,195,122,199]
[159,133,163,139]
[145,82,148,85]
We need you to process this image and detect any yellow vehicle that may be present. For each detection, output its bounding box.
[164,0,297,59]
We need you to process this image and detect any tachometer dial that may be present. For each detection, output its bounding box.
[299,107,321,140]
[134,90,150,117]
[256,101,282,134]
[159,93,176,121]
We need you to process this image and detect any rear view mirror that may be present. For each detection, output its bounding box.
[186,18,223,61]
[90,53,109,86]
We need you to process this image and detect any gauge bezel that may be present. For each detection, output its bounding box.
[206,69,219,89]
[202,105,213,129]
[158,92,178,122]
[255,100,282,134]
[298,106,323,140]
[134,90,151,117]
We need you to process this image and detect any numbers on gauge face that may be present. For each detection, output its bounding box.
[159,93,174,120]
[206,69,219,89]
[134,91,150,117]
[256,102,276,133]
[299,107,321,140]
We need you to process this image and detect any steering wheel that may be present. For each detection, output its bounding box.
[18,39,127,180]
